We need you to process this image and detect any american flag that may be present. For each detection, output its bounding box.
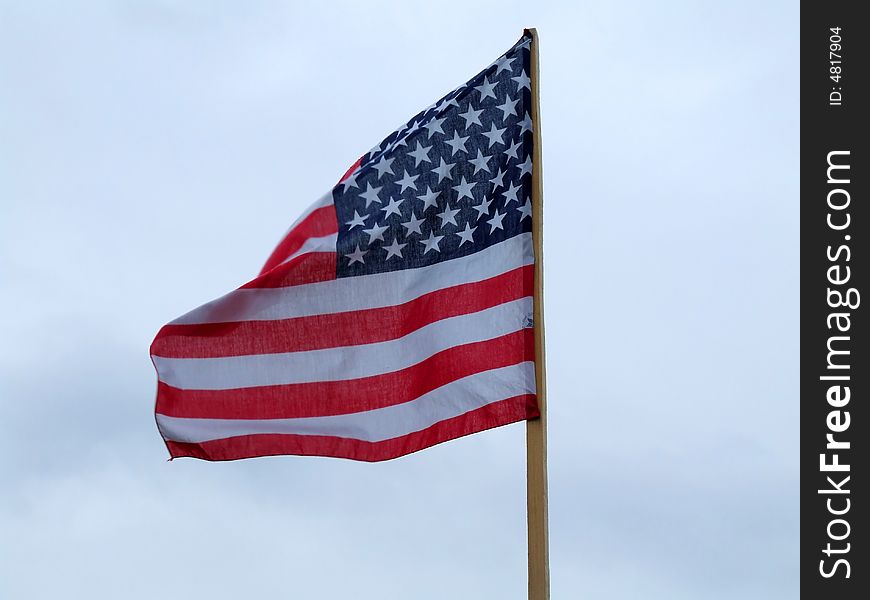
[151,34,539,462]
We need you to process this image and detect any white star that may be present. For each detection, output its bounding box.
[516,199,532,221]
[476,76,498,101]
[494,54,517,75]
[417,186,441,211]
[456,222,476,246]
[444,131,469,157]
[490,168,507,191]
[481,123,507,149]
[401,212,425,236]
[503,181,520,204]
[372,157,396,178]
[395,171,418,194]
[407,141,431,167]
[380,197,403,218]
[488,210,507,231]
[359,183,383,207]
[468,149,491,175]
[387,134,407,154]
[420,231,444,254]
[517,155,533,177]
[403,120,422,138]
[458,105,484,129]
[341,170,360,191]
[363,222,389,243]
[471,196,493,220]
[436,96,461,113]
[424,116,446,137]
[452,176,476,202]
[366,144,383,161]
[496,96,519,119]
[512,70,531,91]
[346,210,366,229]
[344,244,367,265]
[437,205,460,228]
[518,112,533,135]
[431,158,455,184]
[382,238,407,260]
[505,139,521,161]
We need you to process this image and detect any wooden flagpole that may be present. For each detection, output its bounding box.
[524,27,549,600]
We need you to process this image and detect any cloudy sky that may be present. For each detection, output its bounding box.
[0,1,798,598]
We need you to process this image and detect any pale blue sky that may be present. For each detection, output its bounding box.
[0,1,798,598]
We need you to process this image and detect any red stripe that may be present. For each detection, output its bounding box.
[156,329,534,419]
[153,265,533,358]
[164,394,539,462]
[260,205,338,274]
[242,251,336,289]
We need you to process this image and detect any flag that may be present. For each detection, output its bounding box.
[151,34,539,462]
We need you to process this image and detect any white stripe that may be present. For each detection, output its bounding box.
[279,233,337,265]
[154,297,532,389]
[284,192,333,235]
[172,233,533,325]
[156,362,535,443]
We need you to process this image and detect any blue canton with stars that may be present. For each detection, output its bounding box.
[333,34,533,277]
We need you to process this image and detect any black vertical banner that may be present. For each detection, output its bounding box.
[802,3,868,597]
